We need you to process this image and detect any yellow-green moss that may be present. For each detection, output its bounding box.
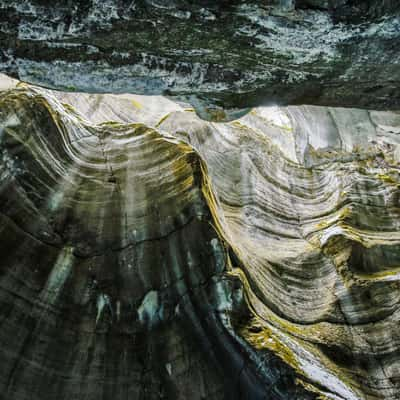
[205,108,226,122]
[376,173,399,186]
[131,99,142,109]
[239,319,300,369]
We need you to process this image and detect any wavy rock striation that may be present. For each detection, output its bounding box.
[1,1,400,120]
[0,84,316,400]
[0,79,400,399]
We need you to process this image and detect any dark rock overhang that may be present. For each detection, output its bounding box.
[1,0,400,120]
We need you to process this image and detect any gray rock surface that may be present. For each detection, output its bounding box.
[0,1,400,120]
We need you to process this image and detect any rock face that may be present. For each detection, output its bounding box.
[0,79,400,399]
[0,1,400,120]
[0,83,316,400]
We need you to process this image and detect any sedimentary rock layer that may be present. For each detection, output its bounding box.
[1,80,400,399]
[159,105,400,400]
[0,84,316,400]
[1,1,400,120]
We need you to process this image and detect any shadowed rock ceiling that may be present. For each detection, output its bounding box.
[0,2,400,400]
[1,1,400,120]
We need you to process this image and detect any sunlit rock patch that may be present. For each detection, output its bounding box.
[0,76,400,399]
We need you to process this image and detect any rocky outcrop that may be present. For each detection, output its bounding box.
[0,1,400,120]
[1,79,400,399]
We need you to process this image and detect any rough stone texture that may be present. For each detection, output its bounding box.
[1,79,400,399]
[0,1,400,120]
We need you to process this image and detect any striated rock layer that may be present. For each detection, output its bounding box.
[0,78,400,399]
[1,1,400,120]
[0,82,316,400]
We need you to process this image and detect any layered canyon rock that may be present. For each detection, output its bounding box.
[0,1,400,120]
[0,78,400,399]
[1,2,400,399]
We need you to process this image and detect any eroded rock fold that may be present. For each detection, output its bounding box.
[0,79,400,399]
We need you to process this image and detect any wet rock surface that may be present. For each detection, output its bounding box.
[0,1,400,120]
[0,79,400,399]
